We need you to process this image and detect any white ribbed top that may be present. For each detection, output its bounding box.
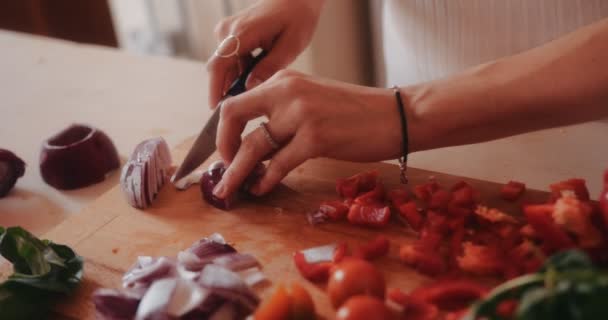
[382,0,608,85]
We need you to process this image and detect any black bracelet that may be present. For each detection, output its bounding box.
[392,86,409,184]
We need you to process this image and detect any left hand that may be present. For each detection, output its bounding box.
[212,70,405,199]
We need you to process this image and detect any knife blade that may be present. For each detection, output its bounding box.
[172,50,267,183]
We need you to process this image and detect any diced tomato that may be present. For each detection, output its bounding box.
[389,188,411,208]
[550,178,590,201]
[496,300,518,318]
[500,181,526,201]
[317,201,349,221]
[414,181,440,203]
[451,181,479,206]
[347,204,391,228]
[254,284,291,320]
[336,170,379,198]
[333,242,349,263]
[293,251,333,282]
[353,235,390,261]
[398,202,424,231]
[411,279,488,311]
[429,189,451,210]
[456,242,504,276]
[354,181,385,206]
[289,282,316,320]
[399,243,445,276]
[524,204,575,253]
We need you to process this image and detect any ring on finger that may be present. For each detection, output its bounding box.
[259,122,280,150]
[214,34,241,58]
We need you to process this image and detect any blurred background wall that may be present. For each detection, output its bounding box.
[0,0,376,86]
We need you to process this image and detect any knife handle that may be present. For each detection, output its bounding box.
[225,49,268,97]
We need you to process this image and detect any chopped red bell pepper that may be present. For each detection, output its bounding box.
[411,279,488,311]
[336,170,378,198]
[389,188,411,208]
[333,242,349,263]
[550,178,590,201]
[445,309,468,320]
[524,204,575,253]
[400,243,446,276]
[353,235,390,260]
[450,181,479,206]
[354,181,385,205]
[316,200,349,221]
[447,202,473,218]
[429,189,452,210]
[293,251,333,282]
[387,288,411,307]
[388,289,439,320]
[398,202,424,231]
[457,242,504,276]
[347,204,391,227]
[500,180,526,201]
[414,181,440,203]
[426,210,450,234]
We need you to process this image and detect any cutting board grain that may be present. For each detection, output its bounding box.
[43,138,548,319]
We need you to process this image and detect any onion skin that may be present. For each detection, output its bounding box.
[0,149,25,197]
[40,124,119,190]
[200,161,265,210]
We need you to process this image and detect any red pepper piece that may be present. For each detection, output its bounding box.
[293,251,333,282]
[414,181,440,203]
[353,235,390,261]
[400,244,445,276]
[457,242,504,276]
[550,178,590,201]
[429,189,452,210]
[347,204,391,227]
[411,279,488,311]
[387,288,411,307]
[389,188,411,208]
[398,202,424,231]
[500,180,526,201]
[447,202,473,218]
[336,170,379,198]
[445,309,469,320]
[318,200,350,221]
[387,289,439,320]
[426,210,449,234]
[451,181,479,206]
[354,180,385,205]
[524,204,575,253]
[333,242,349,263]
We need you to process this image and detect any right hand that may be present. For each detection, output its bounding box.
[207,0,325,108]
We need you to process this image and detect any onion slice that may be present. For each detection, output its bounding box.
[172,169,204,190]
[93,288,141,320]
[300,243,338,264]
[40,124,120,190]
[0,149,25,197]
[122,256,175,289]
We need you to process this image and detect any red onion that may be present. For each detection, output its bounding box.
[93,288,141,320]
[200,160,265,210]
[0,149,25,197]
[40,124,120,190]
[120,137,172,209]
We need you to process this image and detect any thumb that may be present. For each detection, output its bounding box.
[246,32,301,90]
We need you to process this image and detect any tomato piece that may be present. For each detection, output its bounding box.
[403,296,440,320]
[293,251,333,282]
[354,181,385,206]
[411,279,487,311]
[450,181,478,206]
[500,181,526,201]
[398,202,424,231]
[456,242,504,276]
[327,259,386,308]
[353,235,390,261]
[429,189,451,210]
[336,296,395,320]
[254,284,291,320]
[333,242,349,263]
[414,181,440,203]
[347,204,391,228]
[318,201,350,221]
[336,171,379,198]
[524,204,575,252]
[399,244,445,276]
[387,288,411,307]
[550,178,590,201]
[389,188,411,208]
[289,282,316,320]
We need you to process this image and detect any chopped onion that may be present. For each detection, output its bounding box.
[172,169,204,190]
[177,250,210,271]
[135,278,176,320]
[123,257,175,289]
[307,209,329,226]
[239,267,268,287]
[212,253,260,271]
[199,264,259,312]
[120,137,172,209]
[301,243,338,264]
[166,279,210,317]
[40,124,120,190]
[0,149,25,197]
[209,302,238,320]
[187,236,236,259]
[93,288,141,320]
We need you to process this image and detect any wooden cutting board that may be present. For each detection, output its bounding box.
[43,138,548,319]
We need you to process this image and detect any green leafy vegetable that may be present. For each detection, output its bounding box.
[0,226,83,320]
[463,250,608,320]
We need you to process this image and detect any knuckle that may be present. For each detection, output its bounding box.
[241,133,261,154]
[219,99,235,119]
[269,159,289,178]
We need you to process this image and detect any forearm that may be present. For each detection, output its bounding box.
[406,18,608,152]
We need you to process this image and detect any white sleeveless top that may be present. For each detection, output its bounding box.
[377,0,608,195]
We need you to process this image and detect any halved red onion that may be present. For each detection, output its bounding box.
[40,124,120,190]
[0,149,25,197]
[301,243,338,264]
[200,160,266,210]
[93,288,141,320]
[120,137,172,209]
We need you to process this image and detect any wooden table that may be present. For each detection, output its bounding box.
[1,29,608,236]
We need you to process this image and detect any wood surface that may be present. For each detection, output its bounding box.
[42,138,548,319]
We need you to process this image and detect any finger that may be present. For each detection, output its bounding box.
[207,55,235,108]
[216,88,274,163]
[213,124,285,199]
[245,30,301,90]
[250,133,311,195]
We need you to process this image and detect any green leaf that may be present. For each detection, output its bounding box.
[540,250,593,273]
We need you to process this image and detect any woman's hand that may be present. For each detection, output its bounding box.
[212,70,405,199]
[207,0,325,108]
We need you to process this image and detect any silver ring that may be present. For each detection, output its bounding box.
[214,34,240,58]
[259,122,280,150]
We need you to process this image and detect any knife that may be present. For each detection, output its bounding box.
[172,50,267,183]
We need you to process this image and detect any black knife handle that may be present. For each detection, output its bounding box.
[225,50,268,97]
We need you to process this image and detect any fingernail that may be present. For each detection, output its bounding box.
[246,76,263,89]
[213,181,225,198]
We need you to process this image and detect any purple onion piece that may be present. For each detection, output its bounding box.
[199,161,266,210]
[0,149,25,197]
[198,265,259,312]
[93,288,141,320]
[212,253,260,272]
[187,236,236,259]
[307,209,329,226]
[122,257,175,289]
[135,278,176,320]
